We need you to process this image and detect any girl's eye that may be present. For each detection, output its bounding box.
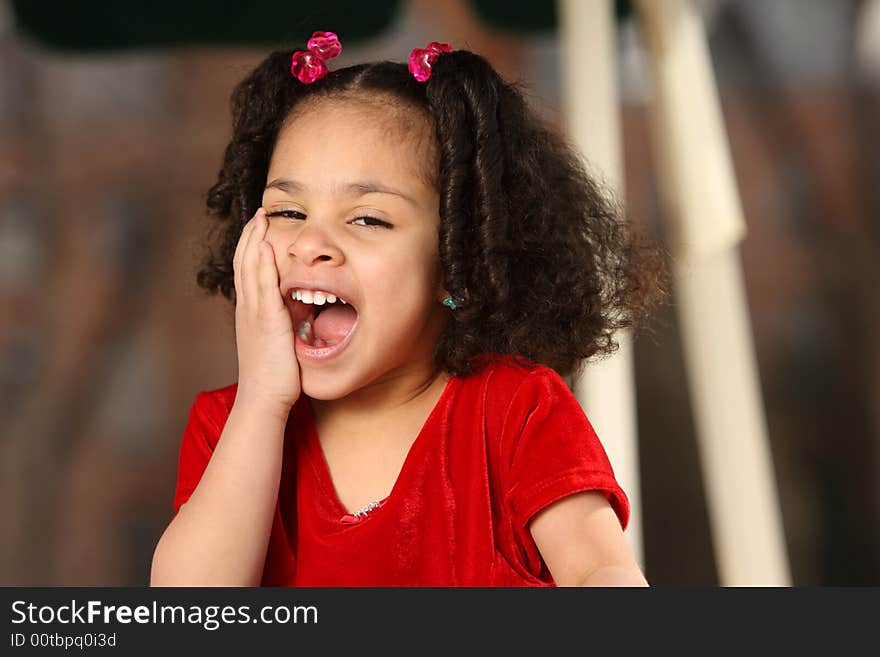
[265,210,305,220]
[264,211,391,229]
[352,216,392,229]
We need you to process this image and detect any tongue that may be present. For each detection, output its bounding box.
[313,304,358,344]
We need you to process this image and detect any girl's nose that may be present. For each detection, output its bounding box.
[286,224,345,266]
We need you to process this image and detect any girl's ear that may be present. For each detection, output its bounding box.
[435,275,449,303]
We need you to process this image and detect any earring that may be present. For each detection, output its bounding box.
[442,296,463,310]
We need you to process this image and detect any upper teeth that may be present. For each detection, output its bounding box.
[293,289,348,305]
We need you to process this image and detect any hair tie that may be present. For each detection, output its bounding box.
[408,41,452,82]
[291,31,342,84]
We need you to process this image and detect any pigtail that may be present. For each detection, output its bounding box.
[199,49,304,302]
[427,52,508,309]
[209,49,300,224]
[426,51,544,375]
[425,52,519,373]
[426,50,668,378]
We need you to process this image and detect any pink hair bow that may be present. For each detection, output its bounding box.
[291,31,342,84]
[408,41,452,82]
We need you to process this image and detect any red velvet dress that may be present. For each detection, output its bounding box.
[171,354,630,586]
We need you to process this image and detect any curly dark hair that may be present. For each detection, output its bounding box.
[197,45,669,379]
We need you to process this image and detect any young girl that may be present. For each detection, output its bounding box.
[150,31,666,587]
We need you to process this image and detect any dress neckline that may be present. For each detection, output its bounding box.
[301,374,458,526]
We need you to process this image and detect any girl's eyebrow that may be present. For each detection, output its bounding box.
[264,177,418,206]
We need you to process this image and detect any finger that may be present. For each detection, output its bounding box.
[238,208,265,296]
[233,216,258,303]
[257,240,285,312]
[233,210,259,270]
[233,208,263,288]
[242,209,268,303]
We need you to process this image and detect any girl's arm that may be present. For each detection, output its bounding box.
[529,491,649,587]
[150,398,290,587]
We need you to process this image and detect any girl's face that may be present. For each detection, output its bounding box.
[261,96,448,402]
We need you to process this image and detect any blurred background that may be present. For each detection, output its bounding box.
[1,0,878,586]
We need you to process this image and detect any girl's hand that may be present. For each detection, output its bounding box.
[232,208,301,416]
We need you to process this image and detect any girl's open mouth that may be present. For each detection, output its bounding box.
[290,297,359,361]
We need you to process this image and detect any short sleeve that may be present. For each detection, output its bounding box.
[171,391,229,517]
[501,367,630,541]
